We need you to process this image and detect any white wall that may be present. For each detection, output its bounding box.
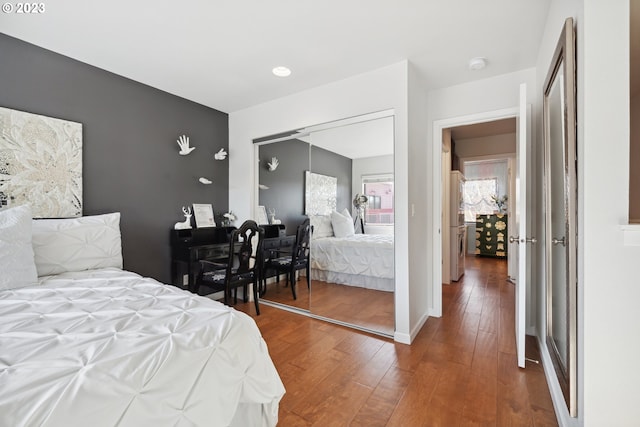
[408,62,432,333]
[228,61,417,343]
[427,70,537,121]
[580,0,640,425]
[352,154,394,235]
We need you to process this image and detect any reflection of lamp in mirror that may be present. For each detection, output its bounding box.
[352,194,368,234]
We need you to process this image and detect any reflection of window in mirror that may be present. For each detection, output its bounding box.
[630,0,640,222]
[362,174,394,226]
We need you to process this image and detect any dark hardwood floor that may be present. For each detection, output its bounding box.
[233,256,558,426]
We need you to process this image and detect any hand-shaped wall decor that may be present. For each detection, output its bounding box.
[214,148,228,160]
[267,157,279,171]
[177,135,195,155]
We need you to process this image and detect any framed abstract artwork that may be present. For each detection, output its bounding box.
[0,107,83,218]
[305,171,337,215]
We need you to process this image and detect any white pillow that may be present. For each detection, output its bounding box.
[0,205,38,290]
[32,212,123,276]
[309,215,333,238]
[330,209,355,238]
[340,208,353,221]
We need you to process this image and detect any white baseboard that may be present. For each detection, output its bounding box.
[394,311,430,345]
[394,331,411,344]
[536,336,579,427]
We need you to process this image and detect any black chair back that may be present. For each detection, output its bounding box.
[197,219,264,314]
[230,220,263,276]
[261,218,311,301]
[292,218,311,265]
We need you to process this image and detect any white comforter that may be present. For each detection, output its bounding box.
[0,268,285,427]
[310,234,394,291]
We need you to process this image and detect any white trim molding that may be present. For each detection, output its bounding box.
[621,224,640,246]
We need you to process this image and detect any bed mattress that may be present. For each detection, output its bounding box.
[310,234,394,291]
[0,268,284,427]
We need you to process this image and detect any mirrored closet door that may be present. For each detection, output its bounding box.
[254,111,395,337]
[543,17,577,417]
[255,136,311,311]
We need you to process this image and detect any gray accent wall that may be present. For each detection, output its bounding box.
[0,34,229,284]
[258,139,309,233]
[258,139,352,234]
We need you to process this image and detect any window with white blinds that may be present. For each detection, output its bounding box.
[462,159,509,222]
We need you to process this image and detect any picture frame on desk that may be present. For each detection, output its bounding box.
[256,205,269,225]
[192,203,216,228]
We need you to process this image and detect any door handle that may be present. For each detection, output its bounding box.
[509,236,537,244]
[551,236,566,246]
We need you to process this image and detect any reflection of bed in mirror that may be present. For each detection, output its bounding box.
[309,218,394,291]
[254,110,395,337]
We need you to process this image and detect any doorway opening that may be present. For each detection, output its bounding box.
[433,83,533,372]
[443,118,517,287]
[431,107,520,319]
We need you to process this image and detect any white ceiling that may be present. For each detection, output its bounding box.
[257,112,393,159]
[309,116,394,159]
[0,0,551,113]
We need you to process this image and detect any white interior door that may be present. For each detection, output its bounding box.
[513,83,531,368]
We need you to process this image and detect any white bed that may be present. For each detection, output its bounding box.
[0,207,285,427]
[310,227,394,292]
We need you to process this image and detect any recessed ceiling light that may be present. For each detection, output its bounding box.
[272,66,292,77]
[468,57,487,70]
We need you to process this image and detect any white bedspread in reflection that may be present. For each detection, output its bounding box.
[310,234,394,291]
[0,268,284,427]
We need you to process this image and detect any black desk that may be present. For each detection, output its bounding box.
[171,225,296,296]
[258,224,296,295]
[170,227,235,293]
[261,235,296,290]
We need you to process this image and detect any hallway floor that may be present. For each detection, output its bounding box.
[234,255,558,426]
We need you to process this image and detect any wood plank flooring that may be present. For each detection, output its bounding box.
[309,280,394,336]
[260,275,310,311]
[261,278,395,336]
[234,256,558,426]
